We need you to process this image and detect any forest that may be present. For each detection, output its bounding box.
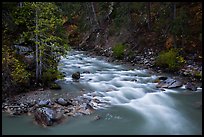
[2,2,202,135]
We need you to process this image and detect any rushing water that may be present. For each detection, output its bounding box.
[2,50,202,135]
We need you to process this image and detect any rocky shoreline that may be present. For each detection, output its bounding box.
[2,88,106,127]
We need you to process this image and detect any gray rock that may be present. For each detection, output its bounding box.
[55,98,72,106]
[168,81,183,88]
[86,103,94,110]
[156,78,183,89]
[160,88,166,91]
[37,99,52,107]
[20,103,25,107]
[27,101,36,108]
[185,82,197,91]
[34,107,54,126]
[13,110,21,115]
[34,107,64,126]
[39,88,44,91]
[158,76,168,80]
[82,71,91,74]
[3,105,8,110]
[72,72,80,79]
[52,108,65,121]
[22,108,28,113]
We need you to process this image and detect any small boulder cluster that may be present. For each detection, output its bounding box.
[2,95,104,127]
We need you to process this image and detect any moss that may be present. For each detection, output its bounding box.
[112,43,125,59]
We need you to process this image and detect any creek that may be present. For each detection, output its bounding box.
[2,50,202,135]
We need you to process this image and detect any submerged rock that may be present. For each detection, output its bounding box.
[93,115,101,121]
[82,71,91,74]
[72,72,80,79]
[194,101,202,109]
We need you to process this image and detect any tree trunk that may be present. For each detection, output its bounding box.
[91,2,99,29]
[86,3,93,26]
[35,5,39,83]
[147,2,151,31]
[39,47,42,81]
[108,2,114,18]
[104,2,114,47]
[19,2,23,8]
[79,2,117,49]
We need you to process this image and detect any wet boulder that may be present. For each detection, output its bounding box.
[158,76,168,80]
[27,101,36,108]
[153,76,168,83]
[72,72,80,79]
[156,78,183,88]
[37,99,52,107]
[77,103,94,115]
[34,107,64,126]
[34,107,54,126]
[168,81,183,88]
[185,82,197,91]
[82,71,91,74]
[12,110,22,115]
[55,98,72,106]
[52,108,65,122]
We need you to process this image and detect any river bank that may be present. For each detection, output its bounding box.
[74,47,202,88]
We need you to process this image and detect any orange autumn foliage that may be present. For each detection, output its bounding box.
[165,35,174,49]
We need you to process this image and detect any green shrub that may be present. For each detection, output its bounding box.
[50,82,61,90]
[194,71,202,79]
[155,48,185,71]
[42,68,64,85]
[2,48,32,94]
[10,58,31,85]
[112,43,126,59]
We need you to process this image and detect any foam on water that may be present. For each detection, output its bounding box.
[56,50,203,134]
